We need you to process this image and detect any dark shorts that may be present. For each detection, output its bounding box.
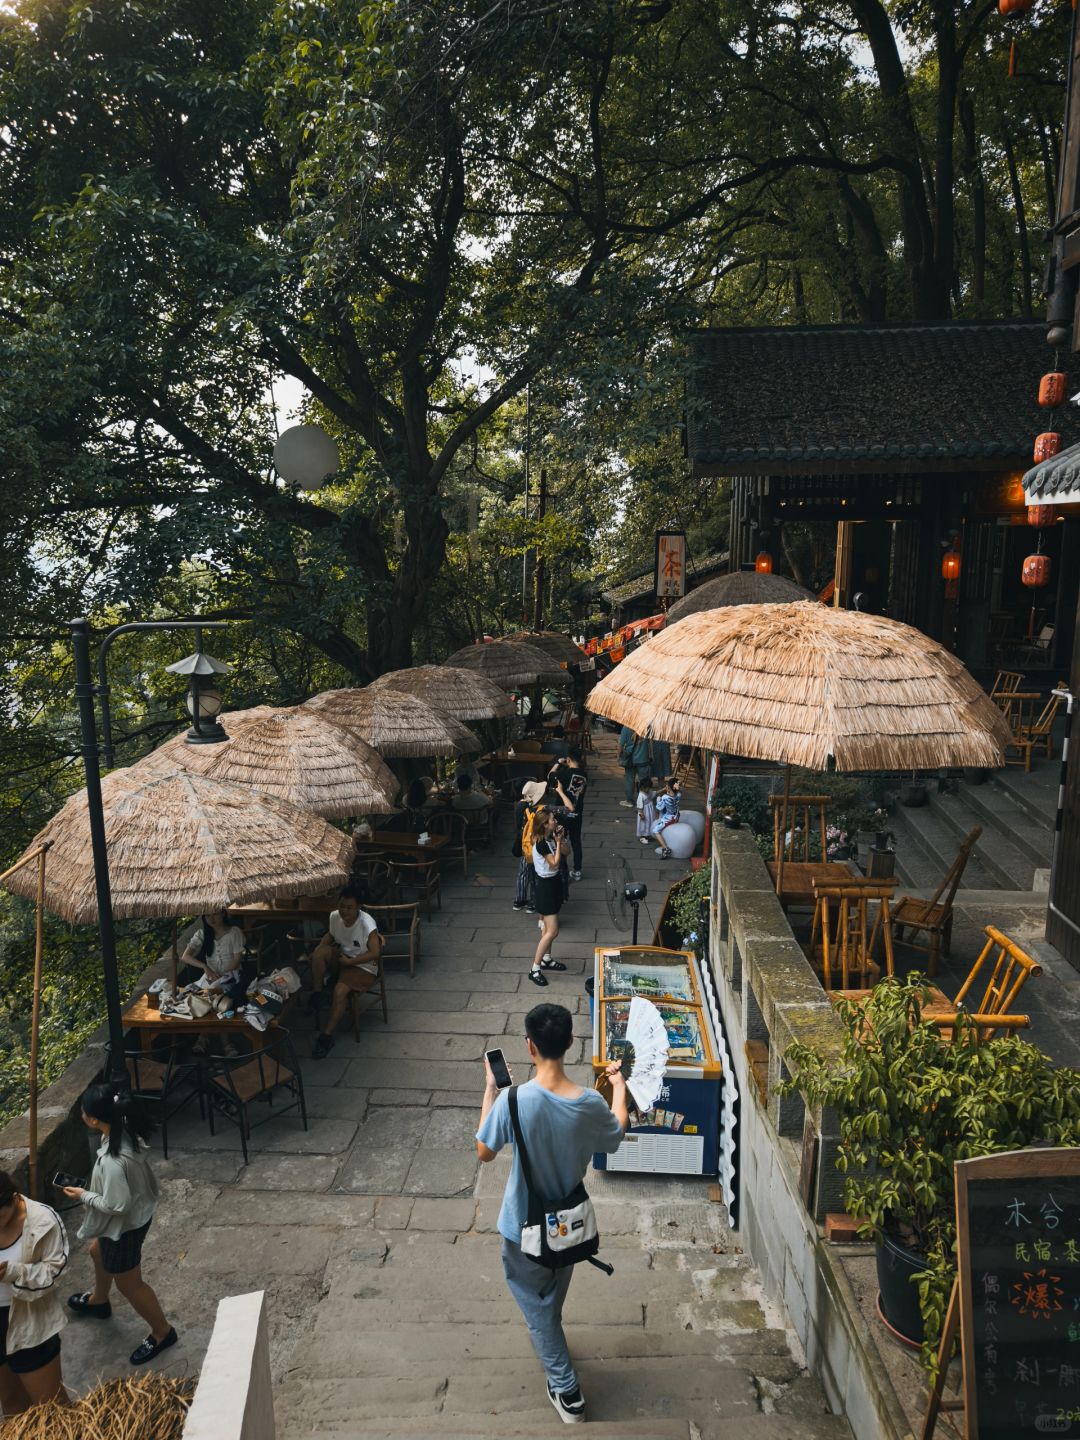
[534,875,564,916]
[0,1307,61,1375]
[98,1218,152,1275]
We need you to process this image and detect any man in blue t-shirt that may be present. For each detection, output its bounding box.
[476,1003,628,1425]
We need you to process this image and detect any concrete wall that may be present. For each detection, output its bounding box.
[709,827,910,1440]
[183,1291,275,1440]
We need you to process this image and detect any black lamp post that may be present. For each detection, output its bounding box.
[70,617,232,1084]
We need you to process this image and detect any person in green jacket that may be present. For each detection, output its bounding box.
[617,726,650,807]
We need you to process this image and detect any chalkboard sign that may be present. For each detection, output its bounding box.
[956,1149,1080,1438]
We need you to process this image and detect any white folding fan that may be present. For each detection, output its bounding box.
[623,996,670,1112]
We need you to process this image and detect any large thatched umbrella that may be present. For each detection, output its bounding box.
[142,705,398,818]
[3,768,353,924]
[444,638,568,690]
[505,630,586,668]
[666,571,814,623]
[369,665,516,724]
[303,687,481,757]
[587,602,1010,772]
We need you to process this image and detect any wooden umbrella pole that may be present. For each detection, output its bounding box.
[28,843,49,1201]
[775,763,793,898]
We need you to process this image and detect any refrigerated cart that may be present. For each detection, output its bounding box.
[591,945,721,1176]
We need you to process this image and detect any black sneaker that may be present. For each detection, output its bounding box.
[524,904,536,914]
[130,1327,178,1366]
[313,1033,335,1059]
[512,902,525,911]
[547,1382,585,1423]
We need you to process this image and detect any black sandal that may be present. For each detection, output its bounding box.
[539,958,567,971]
[528,968,549,987]
[130,1327,178,1366]
[68,1291,111,1319]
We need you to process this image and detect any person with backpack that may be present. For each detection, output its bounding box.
[511,780,548,913]
[617,727,650,808]
[476,1004,629,1424]
[63,1084,178,1367]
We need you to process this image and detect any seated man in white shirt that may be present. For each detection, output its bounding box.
[309,889,383,1059]
[450,774,491,813]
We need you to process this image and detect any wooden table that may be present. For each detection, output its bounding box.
[766,860,856,908]
[354,830,449,863]
[123,993,282,1051]
[829,984,953,1014]
[229,893,339,925]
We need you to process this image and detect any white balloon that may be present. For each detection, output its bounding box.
[273,424,340,490]
[680,809,706,842]
[660,822,698,859]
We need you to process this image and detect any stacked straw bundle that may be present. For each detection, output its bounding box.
[587,601,1012,772]
[369,665,515,723]
[0,1374,194,1440]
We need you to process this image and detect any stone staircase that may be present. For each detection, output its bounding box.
[887,767,1055,895]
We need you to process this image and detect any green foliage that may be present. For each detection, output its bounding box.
[712,780,772,839]
[778,976,1080,1370]
[663,865,711,955]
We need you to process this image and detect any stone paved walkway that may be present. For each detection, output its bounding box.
[56,734,850,1439]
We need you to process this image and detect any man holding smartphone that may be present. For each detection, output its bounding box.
[476,1004,628,1425]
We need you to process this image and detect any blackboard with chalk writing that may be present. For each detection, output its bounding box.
[955,1149,1080,1438]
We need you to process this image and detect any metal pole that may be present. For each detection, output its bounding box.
[71,617,128,1085]
[27,843,49,1199]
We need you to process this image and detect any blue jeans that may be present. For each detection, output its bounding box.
[500,1237,576,1393]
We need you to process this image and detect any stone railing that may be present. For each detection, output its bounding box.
[708,825,908,1440]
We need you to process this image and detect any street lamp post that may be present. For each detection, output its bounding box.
[70,616,232,1085]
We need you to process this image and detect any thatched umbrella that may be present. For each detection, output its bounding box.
[302,687,482,757]
[3,768,353,924]
[666,570,814,623]
[369,665,516,723]
[587,602,1010,772]
[444,638,568,690]
[505,630,586,668]
[142,705,398,818]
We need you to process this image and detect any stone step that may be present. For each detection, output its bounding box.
[888,793,1027,891]
[929,787,1047,888]
[949,777,1054,871]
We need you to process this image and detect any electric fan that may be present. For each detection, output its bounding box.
[605,854,648,944]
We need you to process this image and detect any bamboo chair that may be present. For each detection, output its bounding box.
[363,901,421,978]
[1005,690,1063,771]
[388,858,442,918]
[811,880,897,992]
[949,924,1043,1035]
[891,826,981,977]
[769,794,830,862]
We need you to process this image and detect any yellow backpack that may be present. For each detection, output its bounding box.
[520,804,544,857]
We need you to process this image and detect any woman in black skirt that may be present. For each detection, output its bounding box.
[64,1085,178,1367]
[528,811,571,987]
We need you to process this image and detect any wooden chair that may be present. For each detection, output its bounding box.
[388,858,442,918]
[891,826,981,977]
[205,1030,307,1166]
[354,857,398,907]
[1021,623,1055,667]
[428,810,469,876]
[811,880,896,991]
[463,803,495,849]
[348,949,389,1038]
[1005,690,1063,771]
[769,794,830,862]
[364,901,421,977]
[117,1043,202,1161]
[950,924,1043,1034]
[990,671,1026,732]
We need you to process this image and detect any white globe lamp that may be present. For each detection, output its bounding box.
[273,424,340,491]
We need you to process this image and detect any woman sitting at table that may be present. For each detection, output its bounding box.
[404,778,429,828]
[178,912,245,989]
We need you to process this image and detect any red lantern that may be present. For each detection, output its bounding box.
[998,0,1033,12]
[1039,373,1067,407]
[754,551,773,574]
[941,547,962,581]
[1027,504,1059,527]
[1034,433,1062,462]
[1022,554,1052,587]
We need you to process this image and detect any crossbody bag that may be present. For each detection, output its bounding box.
[507,1085,613,1276]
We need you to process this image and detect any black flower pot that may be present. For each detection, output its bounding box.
[875,1231,926,1347]
[899,783,928,808]
[721,815,741,829]
[875,832,890,851]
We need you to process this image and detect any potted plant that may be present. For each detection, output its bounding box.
[719,805,741,829]
[778,976,1080,1366]
[825,823,850,861]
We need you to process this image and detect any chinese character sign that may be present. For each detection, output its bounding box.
[655,531,687,599]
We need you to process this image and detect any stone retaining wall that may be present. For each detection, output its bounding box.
[709,826,910,1440]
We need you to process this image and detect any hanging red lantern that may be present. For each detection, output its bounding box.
[941,546,962,582]
[1022,554,1052,587]
[998,0,1033,13]
[1039,373,1067,407]
[754,551,773,574]
[1034,433,1062,462]
[1027,504,1060,527]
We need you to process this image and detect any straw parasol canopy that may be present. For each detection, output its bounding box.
[141,705,398,818]
[666,571,814,623]
[302,687,482,758]
[3,768,353,924]
[505,630,586,668]
[587,601,1012,772]
[369,665,516,723]
[443,638,568,690]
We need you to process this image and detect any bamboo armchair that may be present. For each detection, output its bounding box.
[950,924,1043,1035]
[891,826,980,976]
[811,879,897,991]
[769,794,830,862]
[1004,690,1063,771]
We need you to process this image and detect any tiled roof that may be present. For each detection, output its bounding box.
[601,549,729,605]
[686,321,1062,474]
[1024,440,1080,502]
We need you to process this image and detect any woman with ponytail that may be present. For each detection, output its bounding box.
[63,1085,178,1366]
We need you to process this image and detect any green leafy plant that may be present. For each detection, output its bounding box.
[778,975,1080,1370]
[662,866,711,956]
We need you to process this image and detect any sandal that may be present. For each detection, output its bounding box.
[528,967,549,987]
[130,1328,178,1366]
[68,1291,112,1319]
[539,957,567,971]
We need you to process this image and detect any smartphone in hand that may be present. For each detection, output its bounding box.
[484,1048,512,1089]
[52,1171,85,1191]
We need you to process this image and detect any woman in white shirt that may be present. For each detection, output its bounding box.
[528,811,571,988]
[178,911,246,987]
[0,1170,69,1415]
